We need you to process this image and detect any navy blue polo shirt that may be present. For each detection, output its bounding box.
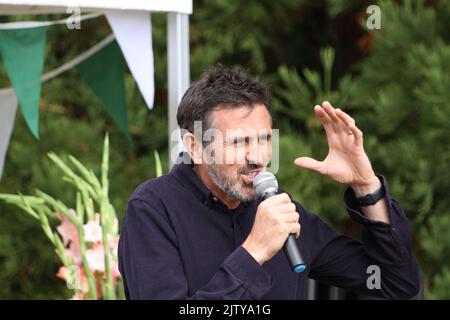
[118,159,420,299]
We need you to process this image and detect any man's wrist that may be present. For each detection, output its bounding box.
[242,240,267,265]
[351,175,381,198]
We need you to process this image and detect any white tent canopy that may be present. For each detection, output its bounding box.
[0,0,191,167]
[0,0,192,14]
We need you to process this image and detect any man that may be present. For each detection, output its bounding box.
[118,66,420,299]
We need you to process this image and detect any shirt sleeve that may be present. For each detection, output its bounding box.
[301,175,421,299]
[118,198,273,300]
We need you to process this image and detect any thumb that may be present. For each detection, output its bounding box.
[294,157,325,174]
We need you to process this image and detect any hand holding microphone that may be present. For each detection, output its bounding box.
[242,171,306,272]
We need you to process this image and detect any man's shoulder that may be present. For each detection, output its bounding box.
[129,173,174,203]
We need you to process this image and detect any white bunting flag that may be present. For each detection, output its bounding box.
[0,88,18,180]
[106,10,155,109]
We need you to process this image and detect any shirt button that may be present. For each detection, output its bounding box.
[212,196,218,202]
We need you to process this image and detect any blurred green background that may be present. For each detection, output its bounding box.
[1,0,449,299]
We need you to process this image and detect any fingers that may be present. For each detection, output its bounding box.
[276,203,297,213]
[314,101,344,136]
[282,212,301,238]
[321,101,351,133]
[282,211,300,223]
[260,195,301,238]
[294,157,325,175]
[322,101,340,124]
[318,101,364,146]
[263,197,300,221]
[262,193,291,207]
[289,221,301,239]
[352,126,363,146]
[335,108,364,146]
[335,108,355,128]
[314,105,332,127]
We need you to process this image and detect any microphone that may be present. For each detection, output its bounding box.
[253,171,306,273]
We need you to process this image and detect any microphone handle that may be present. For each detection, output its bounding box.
[283,235,306,273]
[264,191,306,273]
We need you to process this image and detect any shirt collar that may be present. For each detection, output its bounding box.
[170,153,251,210]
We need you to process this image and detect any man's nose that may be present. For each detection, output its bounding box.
[246,140,268,165]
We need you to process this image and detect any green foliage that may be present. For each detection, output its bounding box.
[0,21,169,297]
[190,0,370,78]
[420,213,450,299]
[273,0,450,298]
[273,47,359,226]
[351,0,450,298]
[1,135,125,300]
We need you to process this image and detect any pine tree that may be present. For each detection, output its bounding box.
[273,0,450,298]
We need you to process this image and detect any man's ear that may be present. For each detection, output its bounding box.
[183,132,203,164]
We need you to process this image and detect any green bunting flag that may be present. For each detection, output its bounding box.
[76,40,130,140]
[0,26,47,139]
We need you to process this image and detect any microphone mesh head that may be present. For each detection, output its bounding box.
[253,171,278,197]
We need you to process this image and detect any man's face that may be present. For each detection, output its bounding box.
[200,104,273,202]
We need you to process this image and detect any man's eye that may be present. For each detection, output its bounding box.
[259,135,271,144]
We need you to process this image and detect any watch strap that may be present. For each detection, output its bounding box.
[355,179,386,206]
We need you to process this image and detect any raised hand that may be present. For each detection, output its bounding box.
[294,101,379,194]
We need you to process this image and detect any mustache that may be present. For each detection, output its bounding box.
[238,163,264,174]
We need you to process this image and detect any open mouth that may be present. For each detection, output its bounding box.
[240,169,262,185]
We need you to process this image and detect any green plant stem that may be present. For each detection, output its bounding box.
[100,197,115,300]
[77,224,98,300]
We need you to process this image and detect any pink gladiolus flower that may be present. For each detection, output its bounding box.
[111,260,120,278]
[79,270,90,294]
[56,266,69,280]
[65,239,82,265]
[83,214,103,243]
[108,234,119,250]
[56,265,89,295]
[56,209,78,246]
[86,243,105,272]
[70,292,84,300]
[55,208,121,299]
[86,242,120,279]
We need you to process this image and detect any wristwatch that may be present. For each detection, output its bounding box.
[355,178,386,206]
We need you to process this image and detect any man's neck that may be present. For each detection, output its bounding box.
[193,166,240,210]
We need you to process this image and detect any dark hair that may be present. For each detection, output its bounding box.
[176,65,271,135]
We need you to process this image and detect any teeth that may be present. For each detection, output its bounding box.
[244,171,257,178]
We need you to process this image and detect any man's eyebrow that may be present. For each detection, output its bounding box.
[226,133,272,143]
[230,136,246,143]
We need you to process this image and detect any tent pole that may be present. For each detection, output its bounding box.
[167,12,190,168]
